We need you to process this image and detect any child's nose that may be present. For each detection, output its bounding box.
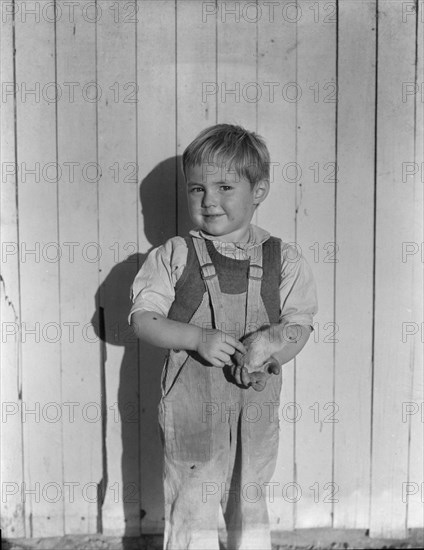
[201,190,217,208]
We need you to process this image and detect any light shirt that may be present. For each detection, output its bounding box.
[128,224,318,328]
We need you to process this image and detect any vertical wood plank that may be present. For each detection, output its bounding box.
[1,1,420,539]
[217,0,257,129]
[97,0,139,535]
[174,0,220,531]
[257,4,297,243]
[176,0,217,236]
[0,6,25,538]
[370,0,418,538]
[333,0,375,529]
[14,0,64,537]
[407,0,423,529]
[295,0,336,528]
[136,0,177,533]
[257,3,297,530]
[56,0,102,534]
[137,0,177,252]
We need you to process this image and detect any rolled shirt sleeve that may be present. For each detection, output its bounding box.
[128,237,188,325]
[279,243,318,329]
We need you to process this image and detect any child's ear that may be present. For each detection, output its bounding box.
[253,179,270,204]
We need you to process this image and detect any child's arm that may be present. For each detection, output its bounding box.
[268,323,311,366]
[238,323,311,373]
[233,241,317,388]
[231,323,311,389]
[131,310,246,368]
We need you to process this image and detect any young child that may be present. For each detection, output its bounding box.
[129,124,318,550]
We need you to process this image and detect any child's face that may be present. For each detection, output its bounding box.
[186,162,269,242]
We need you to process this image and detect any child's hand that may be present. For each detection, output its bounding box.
[195,329,247,368]
[232,355,281,391]
[234,328,275,373]
[231,329,281,391]
[245,358,281,391]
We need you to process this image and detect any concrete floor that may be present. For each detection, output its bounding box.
[2,529,424,550]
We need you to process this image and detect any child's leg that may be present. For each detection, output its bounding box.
[162,450,229,550]
[222,379,281,550]
[159,362,232,550]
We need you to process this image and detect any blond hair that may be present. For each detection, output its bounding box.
[182,124,270,187]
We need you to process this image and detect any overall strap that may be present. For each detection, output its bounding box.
[245,246,263,334]
[192,236,264,335]
[192,237,226,327]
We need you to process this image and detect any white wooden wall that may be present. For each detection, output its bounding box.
[1,0,423,540]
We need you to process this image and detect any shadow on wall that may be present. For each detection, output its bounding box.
[91,156,187,541]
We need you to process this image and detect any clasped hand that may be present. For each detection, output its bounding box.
[230,329,281,392]
[195,326,281,391]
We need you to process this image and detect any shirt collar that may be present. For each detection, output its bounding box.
[188,224,270,250]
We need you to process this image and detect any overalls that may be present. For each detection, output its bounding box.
[158,235,282,550]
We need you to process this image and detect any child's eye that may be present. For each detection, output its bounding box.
[220,186,232,191]
[189,187,204,193]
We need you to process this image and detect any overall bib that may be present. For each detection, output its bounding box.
[158,235,282,550]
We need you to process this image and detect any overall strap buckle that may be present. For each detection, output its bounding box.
[199,262,217,281]
[248,263,263,281]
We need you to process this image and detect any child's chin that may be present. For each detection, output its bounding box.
[199,222,227,235]
[202,229,222,236]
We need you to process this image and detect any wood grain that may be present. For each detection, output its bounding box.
[14,0,64,536]
[96,0,139,535]
[256,3,298,530]
[0,3,25,537]
[294,0,336,528]
[370,0,418,538]
[333,0,375,529]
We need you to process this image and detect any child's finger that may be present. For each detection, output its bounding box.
[269,363,281,375]
[250,372,267,392]
[233,365,242,385]
[232,339,247,355]
[252,378,267,392]
[221,342,240,356]
[222,334,247,356]
[240,367,251,387]
[267,357,281,375]
[217,351,231,365]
